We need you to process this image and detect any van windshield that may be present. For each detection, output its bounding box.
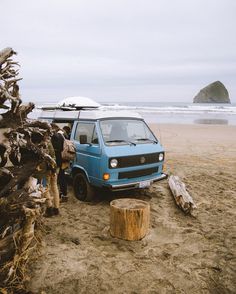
[100,119,157,145]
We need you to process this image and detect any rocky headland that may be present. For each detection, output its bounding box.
[193,81,230,103]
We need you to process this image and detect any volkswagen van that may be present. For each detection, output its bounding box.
[39,107,167,201]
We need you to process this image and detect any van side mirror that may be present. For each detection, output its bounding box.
[80,134,88,144]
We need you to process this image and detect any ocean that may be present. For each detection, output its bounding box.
[98,101,236,125]
[31,101,236,125]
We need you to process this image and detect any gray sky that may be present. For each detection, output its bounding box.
[1,0,236,103]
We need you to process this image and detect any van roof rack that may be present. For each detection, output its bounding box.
[39,105,98,111]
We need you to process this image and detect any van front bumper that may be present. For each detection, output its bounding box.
[104,173,168,192]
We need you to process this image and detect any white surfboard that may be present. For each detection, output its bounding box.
[57,96,100,109]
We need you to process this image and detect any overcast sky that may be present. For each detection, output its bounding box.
[1,0,236,103]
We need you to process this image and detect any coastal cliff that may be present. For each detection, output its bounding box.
[193,81,230,103]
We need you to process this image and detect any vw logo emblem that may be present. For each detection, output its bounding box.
[140,156,146,164]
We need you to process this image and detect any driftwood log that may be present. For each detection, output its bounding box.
[110,198,150,241]
[168,175,196,214]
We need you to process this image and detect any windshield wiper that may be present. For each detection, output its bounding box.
[106,140,136,146]
[136,138,158,144]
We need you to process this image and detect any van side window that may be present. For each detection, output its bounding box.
[75,123,98,145]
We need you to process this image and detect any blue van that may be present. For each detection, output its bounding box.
[39,108,167,201]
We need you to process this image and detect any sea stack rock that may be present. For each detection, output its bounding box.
[193,81,230,103]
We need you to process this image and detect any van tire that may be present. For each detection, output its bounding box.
[73,172,95,201]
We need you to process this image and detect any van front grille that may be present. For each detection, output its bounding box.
[109,152,163,168]
[118,167,158,179]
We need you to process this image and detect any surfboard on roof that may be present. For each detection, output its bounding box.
[41,96,100,110]
[58,96,100,109]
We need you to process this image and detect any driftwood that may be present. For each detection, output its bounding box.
[0,163,39,198]
[0,47,53,292]
[0,47,33,129]
[0,102,35,128]
[168,175,196,214]
[0,47,17,65]
[110,198,150,240]
[20,207,40,253]
[1,207,42,286]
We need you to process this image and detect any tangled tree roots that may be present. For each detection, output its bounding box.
[0,48,55,293]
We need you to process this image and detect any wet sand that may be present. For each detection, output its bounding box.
[28,124,236,293]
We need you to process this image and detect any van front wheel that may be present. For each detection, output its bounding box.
[73,173,95,201]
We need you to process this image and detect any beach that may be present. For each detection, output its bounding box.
[28,123,236,294]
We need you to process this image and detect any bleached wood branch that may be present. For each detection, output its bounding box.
[168,175,196,214]
[0,48,16,65]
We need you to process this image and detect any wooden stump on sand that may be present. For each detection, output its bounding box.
[110,198,150,241]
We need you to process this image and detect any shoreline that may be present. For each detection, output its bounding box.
[144,114,236,126]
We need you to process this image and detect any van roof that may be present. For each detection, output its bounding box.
[39,109,142,121]
[80,109,142,120]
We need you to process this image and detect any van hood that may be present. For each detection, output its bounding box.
[103,142,164,157]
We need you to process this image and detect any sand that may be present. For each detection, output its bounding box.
[28,124,236,294]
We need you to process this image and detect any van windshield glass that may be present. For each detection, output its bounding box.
[100,119,157,145]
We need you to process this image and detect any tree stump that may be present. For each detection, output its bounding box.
[110,198,150,241]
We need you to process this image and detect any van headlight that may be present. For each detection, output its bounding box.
[159,153,164,161]
[110,158,118,168]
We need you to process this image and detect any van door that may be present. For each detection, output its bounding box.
[72,121,102,185]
